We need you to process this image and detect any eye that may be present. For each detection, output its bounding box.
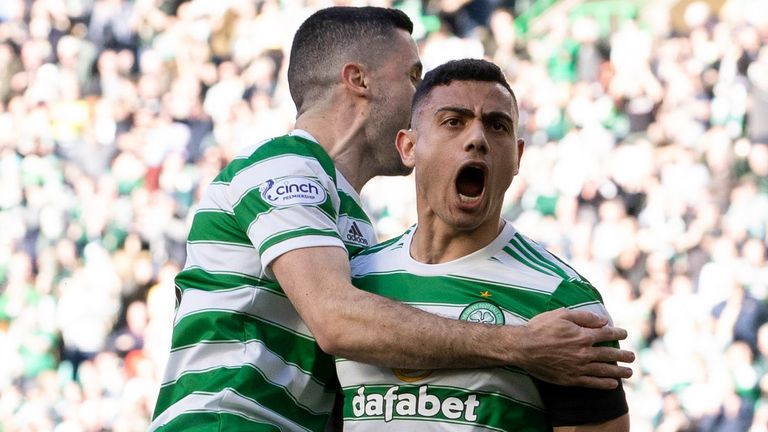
[489,120,510,133]
[442,117,463,127]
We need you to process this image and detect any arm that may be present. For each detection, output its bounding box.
[554,413,629,432]
[272,246,634,389]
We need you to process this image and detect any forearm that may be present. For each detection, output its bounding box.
[274,246,634,388]
[317,284,518,369]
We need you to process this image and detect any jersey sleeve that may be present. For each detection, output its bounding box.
[228,144,344,275]
[537,279,629,426]
[535,379,628,427]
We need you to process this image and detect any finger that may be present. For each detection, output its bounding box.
[590,325,628,343]
[589,346,636,364]
[569,376,620,390]
[560,309,609,328]
[581,361,634,380]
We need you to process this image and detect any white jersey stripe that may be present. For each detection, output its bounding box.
[174,287,313,339]
[343,417,503,432]
[503,242,560,279]
[160,340,333,414]
[248,207,338,248]
[185,242,264,279]
[571,302,614,325]
[197,183,234,213]
[149,389,312,432]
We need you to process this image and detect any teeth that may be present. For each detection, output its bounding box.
[459,194,481,203]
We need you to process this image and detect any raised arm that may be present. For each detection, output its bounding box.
[272,246,634,389]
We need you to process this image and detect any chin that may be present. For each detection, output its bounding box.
[449,217,486,233]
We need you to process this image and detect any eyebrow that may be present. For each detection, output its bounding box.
[435,106,515,124]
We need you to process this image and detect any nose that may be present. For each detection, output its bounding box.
[463,121,488,154]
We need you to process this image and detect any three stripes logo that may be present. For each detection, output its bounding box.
[346,222,369,245]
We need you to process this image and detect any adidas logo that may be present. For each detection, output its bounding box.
[346,222,369,245]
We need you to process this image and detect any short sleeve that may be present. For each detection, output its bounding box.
[538,280,629,425]
[228,138,346,274]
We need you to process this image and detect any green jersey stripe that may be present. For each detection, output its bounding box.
[501,245,557,278]
[511,234,572,280]
[155,410,282,432]
[352,272,550,320]
[548,280,607,311]
[338,190,370,221]
[214,135,337,184]
[150,389,315,432]
[158,340,335,413]
[246,206,338,247]
[154,366,332,427]
[169,310,334,381]
[352,232,407,257]
[175,267,276,293]
[174,287,313,338]
[188,212,250,245]
[259,227,339,256]
[505,239,564,280]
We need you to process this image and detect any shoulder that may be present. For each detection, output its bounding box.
[503,230,585,283]
[350,227,413,276]
[218,135,337,186]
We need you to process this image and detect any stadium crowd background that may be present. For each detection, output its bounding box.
[0,0,766,430]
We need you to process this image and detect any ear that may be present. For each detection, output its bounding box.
[395,129,417,169]
[341,63,370,98]
[512,138,525,175]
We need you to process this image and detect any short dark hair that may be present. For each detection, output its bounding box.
[411,59,517,115]
[288,7,413,112]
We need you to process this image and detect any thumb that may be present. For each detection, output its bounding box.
[561,309,608,328]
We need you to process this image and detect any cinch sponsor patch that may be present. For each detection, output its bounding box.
[260,176,327,206]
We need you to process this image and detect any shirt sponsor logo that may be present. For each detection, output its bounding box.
[346,221,369,245]
[351,385,479,422]
[260,176,326,206]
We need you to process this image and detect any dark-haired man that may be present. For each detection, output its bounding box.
[150,7,633,431]
[339,59,629,430]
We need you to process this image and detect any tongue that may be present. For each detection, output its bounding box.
[456,168,484,197]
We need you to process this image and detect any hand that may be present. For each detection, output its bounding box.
[514,308,635,389]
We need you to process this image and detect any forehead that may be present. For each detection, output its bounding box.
[418,80,516,118]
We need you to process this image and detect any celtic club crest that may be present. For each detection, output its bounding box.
[459,301,505,325]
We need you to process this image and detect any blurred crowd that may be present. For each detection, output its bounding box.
[0,0,766,430]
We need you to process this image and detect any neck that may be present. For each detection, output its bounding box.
[294,104,376,193]
[410,215,505,264]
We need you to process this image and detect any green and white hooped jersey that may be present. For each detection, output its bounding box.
[150,131,376,431]
[341,222,612,432]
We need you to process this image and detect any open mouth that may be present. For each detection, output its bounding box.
[455,165,486,203]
